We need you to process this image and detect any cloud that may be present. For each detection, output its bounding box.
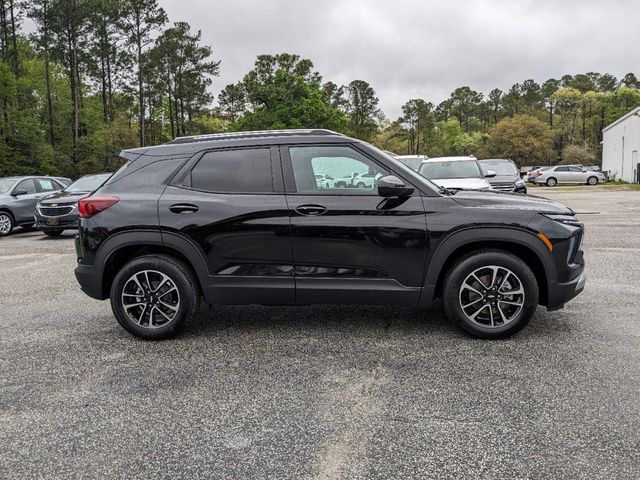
[160,0,639,118]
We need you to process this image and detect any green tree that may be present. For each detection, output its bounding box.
[345,79,381,141]
[560,144,595,165]
[449,86,482,131]
[485,114,555,166]
[233,53,346,131]
[119,0,167,146]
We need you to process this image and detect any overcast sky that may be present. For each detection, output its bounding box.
[161,0,638,118]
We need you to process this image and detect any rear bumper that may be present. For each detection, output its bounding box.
[547,271,586,311]
[75,263,106,300]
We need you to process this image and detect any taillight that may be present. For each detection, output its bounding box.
[78,196,119,218]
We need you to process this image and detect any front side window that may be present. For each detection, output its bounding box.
[15,179,37,194]
[289,145,389,195]
[419,160,482,180]
[190,148,273,193]
[569,166,583,172]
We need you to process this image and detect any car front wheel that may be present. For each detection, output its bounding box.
[0,212,14,236]
[443,250,539,339]
[587,176,599,185]
[110,255,200,340]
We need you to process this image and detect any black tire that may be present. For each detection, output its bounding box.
[546,177,557,187]
[336,181,347,188]
[0,211,14,236]
[442,249,539,339]
[587,176,599,186]
[110,254,200,340]
[356,182,366,188]
[44,229,64,237]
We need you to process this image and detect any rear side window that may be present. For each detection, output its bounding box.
[190,148,273,193]
[36,178,58,192]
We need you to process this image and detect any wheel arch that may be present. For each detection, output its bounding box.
[96,230,209,300]
[422,228,556,307]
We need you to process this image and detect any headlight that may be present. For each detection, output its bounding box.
[515,179,525,187]
[542,214,581,226]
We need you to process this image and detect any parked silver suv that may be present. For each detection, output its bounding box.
[0,176,67,236]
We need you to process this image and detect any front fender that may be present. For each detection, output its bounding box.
[419,226,557,307]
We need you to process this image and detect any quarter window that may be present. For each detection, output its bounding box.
[190,148,273,193]
[289,146,389,195]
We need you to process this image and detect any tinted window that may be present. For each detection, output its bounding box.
[289,146,389,195]
[36,178,59,192]
[15,179,37,194]
[190,148,273,193]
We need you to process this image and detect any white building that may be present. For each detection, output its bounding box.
[602,107,640,183]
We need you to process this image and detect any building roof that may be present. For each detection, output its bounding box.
[602,107,640,133]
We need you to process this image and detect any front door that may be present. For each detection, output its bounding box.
[281,144,428,305]
[159,146,294,305]
[11,179,43,223]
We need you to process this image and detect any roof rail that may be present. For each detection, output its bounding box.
[165,129,343,145]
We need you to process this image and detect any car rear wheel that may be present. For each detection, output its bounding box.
[110,255,199,340]
[443,250,539,339]
[587,176,599,185]
[0,212,14,236]
[44,229,64,237]
[546,177,557,187]
[356,182,366,188]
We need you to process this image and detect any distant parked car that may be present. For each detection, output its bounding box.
[352,171,384,190]
[478,159,527,193]
[394,155,428,171]
[525,166,551,183]
[55,177,73,187]
[418,156,493,190]
[0,176,66,236]
[535,165,607,186]
[35,173,112,237]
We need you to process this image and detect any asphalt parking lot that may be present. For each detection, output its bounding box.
[1,188,639,479]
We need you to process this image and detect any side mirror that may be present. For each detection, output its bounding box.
[484,170,497,178]
[11,189,28,196]
[378,175,414,198]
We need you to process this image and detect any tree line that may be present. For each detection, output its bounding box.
[1,2,639,178]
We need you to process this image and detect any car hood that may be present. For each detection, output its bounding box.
[431,178,491,190]
[39,190,89,205]
[488,174,520,183]
[451,190,573,214]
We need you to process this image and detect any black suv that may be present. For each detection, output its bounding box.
[74,130,586,340]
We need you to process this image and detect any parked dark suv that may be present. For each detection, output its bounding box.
[74,130,586,340]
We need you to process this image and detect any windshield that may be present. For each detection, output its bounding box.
[0,178,16,194]
[64,173,111,193]
[420,160,482,180]
[479,160,518,176]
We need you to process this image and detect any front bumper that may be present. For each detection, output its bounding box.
[34,211,79,231]
[547,271,586,311]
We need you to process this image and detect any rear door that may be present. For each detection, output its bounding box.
[281,144,428,305]
[158,146,294,305]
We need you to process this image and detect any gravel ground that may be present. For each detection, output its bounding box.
[1,188,639,479]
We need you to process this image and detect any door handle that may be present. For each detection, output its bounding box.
[169,203,199,214]
[295,204,327,216]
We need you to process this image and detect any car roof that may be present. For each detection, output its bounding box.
[120,129,352,161]
[478,158,513,162]
[395,155,428,159]
[423,156,477,162]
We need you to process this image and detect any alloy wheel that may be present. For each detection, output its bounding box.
[0,213,12,235]
[458,265,525,328]
[121,270,181,328]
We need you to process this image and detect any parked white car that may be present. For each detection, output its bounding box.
[352,171,384,190]
[418,156,494,190]
[314,174,334,189]
[535,165,607,186]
